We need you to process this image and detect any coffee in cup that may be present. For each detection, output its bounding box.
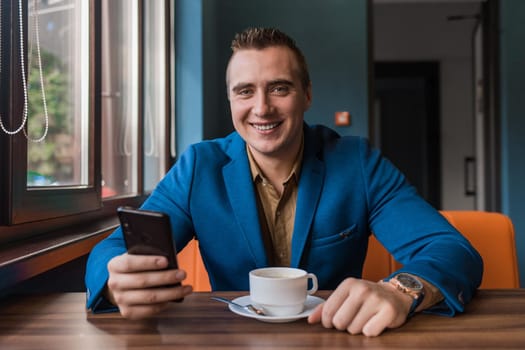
[249,267,318,316]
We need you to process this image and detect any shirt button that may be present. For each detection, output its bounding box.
[276,211,281,216]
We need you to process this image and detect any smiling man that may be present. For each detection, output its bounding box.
[227,42,311,192]
[85,27,482,336]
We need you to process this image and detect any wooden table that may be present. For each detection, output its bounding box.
[1,290,524,349]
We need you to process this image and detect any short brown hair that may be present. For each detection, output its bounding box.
[228,27,311,90]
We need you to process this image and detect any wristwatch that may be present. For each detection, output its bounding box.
[384,273,425,316]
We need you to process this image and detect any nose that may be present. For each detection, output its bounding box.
[252,91,272,117]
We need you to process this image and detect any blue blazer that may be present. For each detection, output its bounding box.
[86,124,482,315]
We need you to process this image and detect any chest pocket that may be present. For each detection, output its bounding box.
[310,224,358,248]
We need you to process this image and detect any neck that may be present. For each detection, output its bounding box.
[249,142,301,194]
[257,156,294,184]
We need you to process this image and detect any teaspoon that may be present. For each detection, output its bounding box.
[211,296,266,316]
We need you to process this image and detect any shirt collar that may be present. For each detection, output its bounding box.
[246,136,304,185]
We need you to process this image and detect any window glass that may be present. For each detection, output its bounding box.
[26,0,90,187]
[143,0,168,192]
[100,0,139,198]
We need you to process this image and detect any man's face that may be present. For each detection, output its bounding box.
[226,46,312,162]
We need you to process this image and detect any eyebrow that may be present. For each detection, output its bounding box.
[268,79,294,87]
[230,82,253,94]
[231,79,295,94]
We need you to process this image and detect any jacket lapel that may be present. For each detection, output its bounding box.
[290,126,325,267]
[223,134,268,267]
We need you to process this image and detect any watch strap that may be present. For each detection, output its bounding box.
[383,274,425,317]
[408,290,425,317]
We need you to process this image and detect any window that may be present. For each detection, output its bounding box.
[100,0,170,198]
[0,0,174,241]
[143,0,169,192]
[26,0,90,188]
[1,0,98,225]
[100,0,139,198]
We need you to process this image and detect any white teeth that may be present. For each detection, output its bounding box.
[253,123,279,131]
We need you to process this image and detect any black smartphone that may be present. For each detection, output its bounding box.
[117,206,182,295]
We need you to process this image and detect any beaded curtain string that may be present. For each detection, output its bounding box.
[0,0,49,142]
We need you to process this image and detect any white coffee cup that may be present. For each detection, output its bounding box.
[249,267,318,316]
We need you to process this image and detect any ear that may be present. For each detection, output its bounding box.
[304,83,313,111]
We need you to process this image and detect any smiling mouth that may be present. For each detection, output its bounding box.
[252,122,281,131]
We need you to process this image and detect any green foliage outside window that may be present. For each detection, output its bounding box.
[27,49,72,185]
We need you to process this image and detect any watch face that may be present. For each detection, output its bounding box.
[397,274,423,290]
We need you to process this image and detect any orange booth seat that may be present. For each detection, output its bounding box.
[176,239,212,292]
[439,210,519,288]
[177,211,520,291]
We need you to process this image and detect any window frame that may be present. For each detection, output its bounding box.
[4,0,101,225]
[0,0,174,245]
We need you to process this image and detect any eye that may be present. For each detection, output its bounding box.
[270,85,290,95]
[237,88,254,97]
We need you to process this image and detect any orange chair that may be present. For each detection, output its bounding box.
[177,239,211,291]
[439,211,519,288]
[363,211,520,288]
[180,211,520,291]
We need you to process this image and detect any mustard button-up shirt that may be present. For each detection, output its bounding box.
[247,144,303,267]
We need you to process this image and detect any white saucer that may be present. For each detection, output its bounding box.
[227,295,325,323]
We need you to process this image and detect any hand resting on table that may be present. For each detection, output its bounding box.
[308,277,414,337]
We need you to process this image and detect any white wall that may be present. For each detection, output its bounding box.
[373,1,481,209]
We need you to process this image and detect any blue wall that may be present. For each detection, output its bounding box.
[175,0,204,154]
[176,0,369,153]
[500,1,525,286]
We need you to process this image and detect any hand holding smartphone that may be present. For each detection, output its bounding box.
[117,206,183,300]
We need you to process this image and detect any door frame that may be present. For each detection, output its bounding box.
[373,62,441,209]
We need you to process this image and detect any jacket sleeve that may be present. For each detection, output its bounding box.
[359,138,483,316]
[85,228,126,313]
[85,145,199,313]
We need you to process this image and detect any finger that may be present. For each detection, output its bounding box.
[358,287,409,336]
[108,253,168,273]
[307,302,324,324]
[360,308,393,337]
[320,278,358,328]
[345,302,379,335]
[108,268,187,291]
[119,302,171,320]
[340,285,387,334]
[332,294,363,331]
[113,284,193,307]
